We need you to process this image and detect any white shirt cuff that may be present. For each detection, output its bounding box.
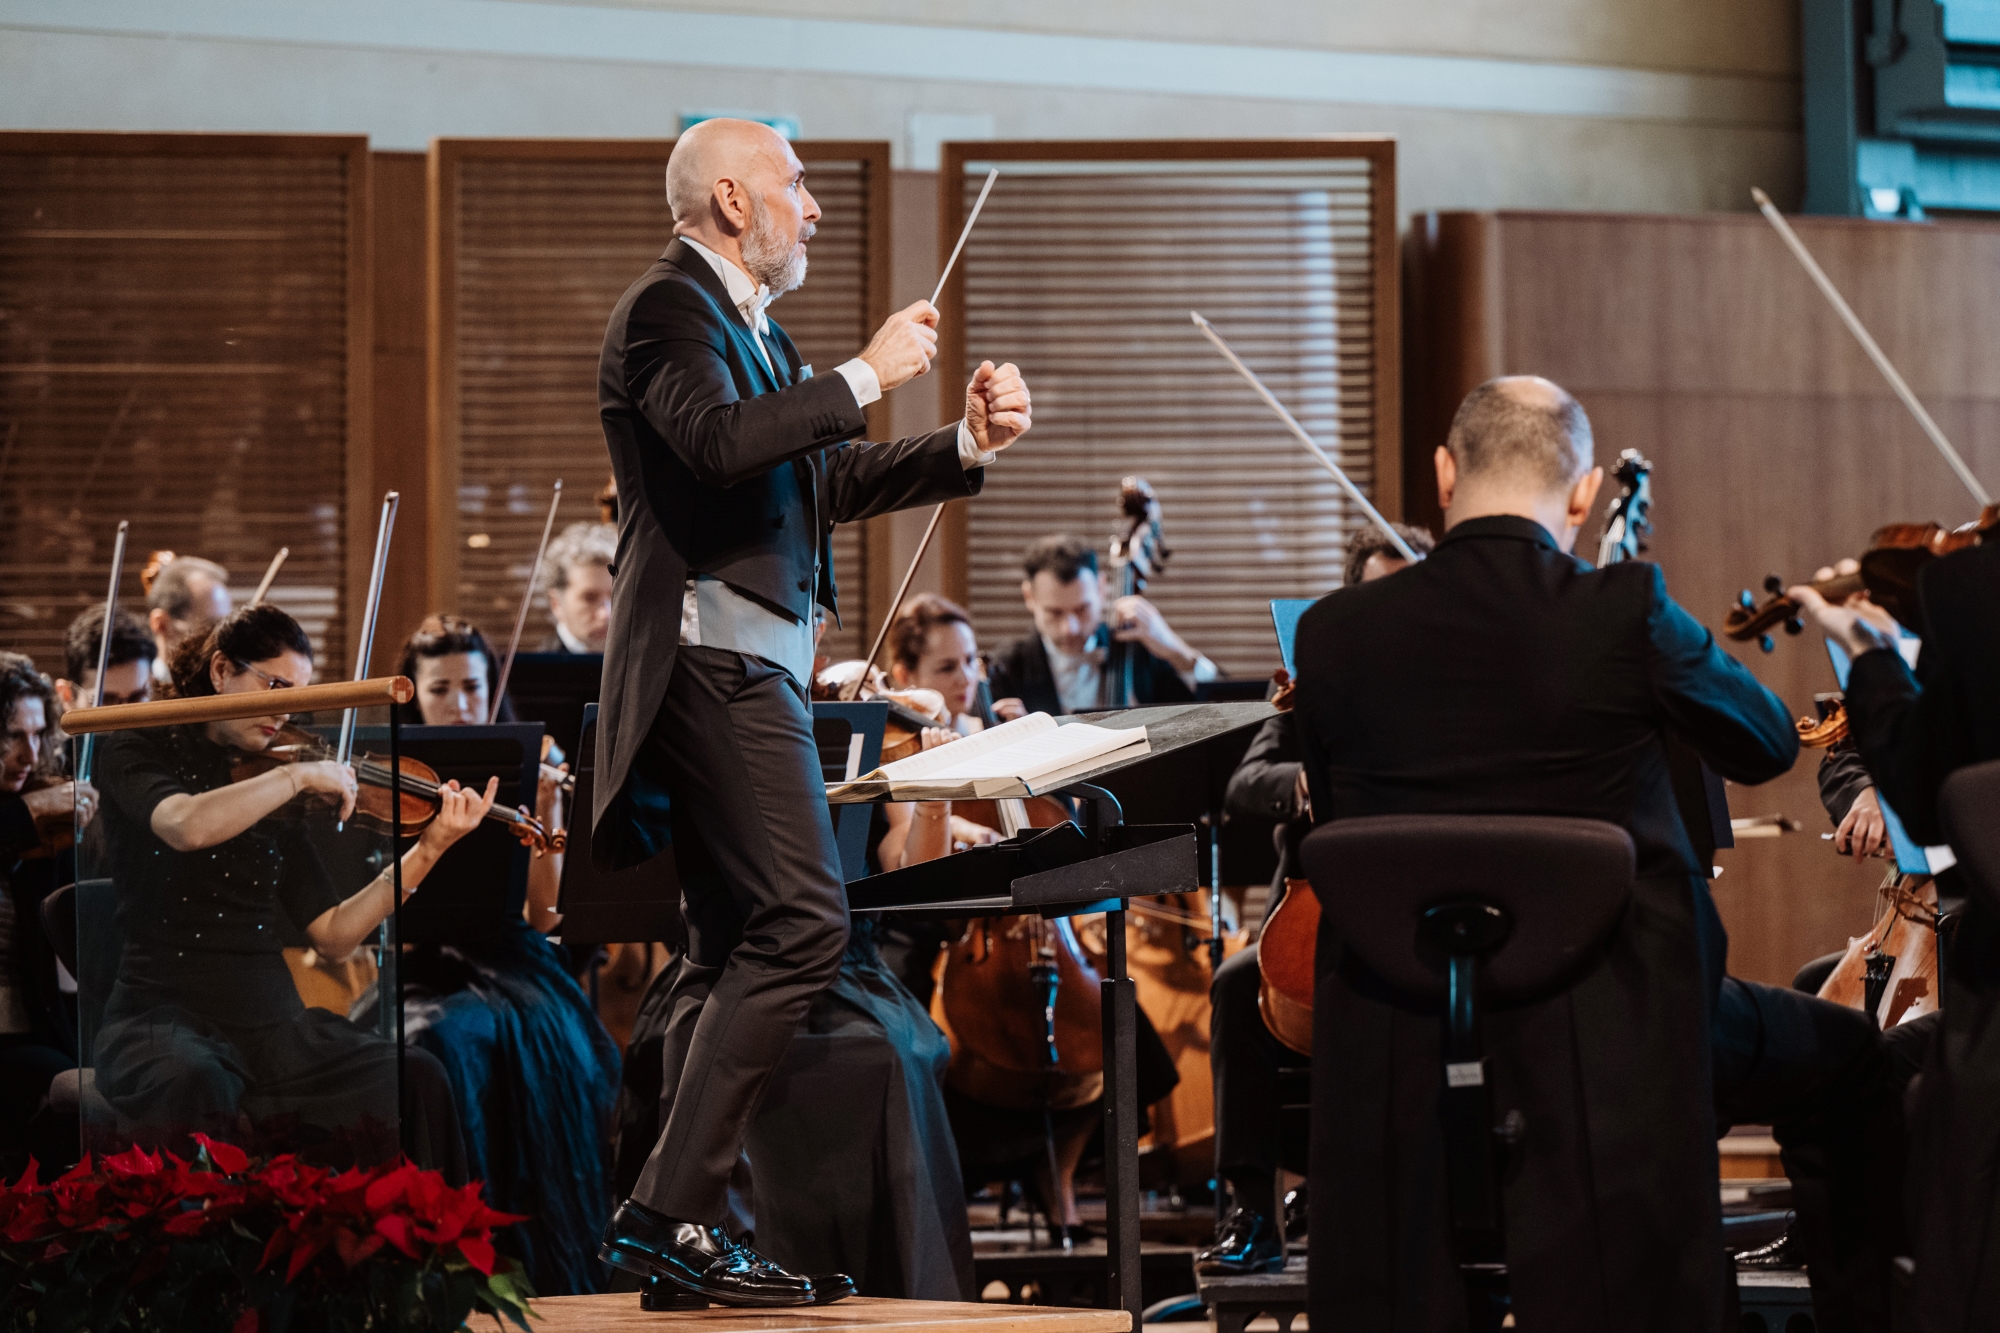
[957,420,996,469]
[834,357,881,408]
[1177,654,1220,692]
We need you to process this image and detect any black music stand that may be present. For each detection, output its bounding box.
[835,700,1274,1324]
[313,724,543,946]
[503,652,602,764]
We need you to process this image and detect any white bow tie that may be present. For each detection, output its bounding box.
[740,290,772,337]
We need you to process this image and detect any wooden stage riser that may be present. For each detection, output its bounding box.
[523,1296,1131,1333]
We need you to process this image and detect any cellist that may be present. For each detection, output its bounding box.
[1197,521,1433,1276]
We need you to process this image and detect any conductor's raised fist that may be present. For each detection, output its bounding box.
[967,360,1032,454]
[858,300,940,392]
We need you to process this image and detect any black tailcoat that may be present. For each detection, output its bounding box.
[592,239,981,868]
[1290,515,1797,1332]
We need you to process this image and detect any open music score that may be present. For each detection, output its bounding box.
[826,711,1149,803]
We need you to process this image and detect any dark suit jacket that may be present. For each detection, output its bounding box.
[984,627,1195,717]
[593,239,983,868]
[1841,540,2000,1330]
[0,793,77,1058]
[1290,515,1796,1333]
[1223,711,1306,929]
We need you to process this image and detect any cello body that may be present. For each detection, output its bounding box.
[1257,878,1319,1056]
[1816,873,1939,1030]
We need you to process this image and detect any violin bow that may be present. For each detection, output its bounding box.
[489,479,563,725]
[248,546,289,607]
[1190,312,1420,562]
[839,170,1000,703]
[842,502,947,701]
[1751,188,1992,509]
[337,492,399,768]
[76,519,130,783]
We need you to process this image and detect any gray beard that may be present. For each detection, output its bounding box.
[743,198,810,296]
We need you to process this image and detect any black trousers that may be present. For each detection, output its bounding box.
[1210,943,1308,1218]
[629,646,849,1225]
[1713,976,1906,1333]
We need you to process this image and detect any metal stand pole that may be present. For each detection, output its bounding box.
[1103,906,1143,1323]
[389,713,406,1157]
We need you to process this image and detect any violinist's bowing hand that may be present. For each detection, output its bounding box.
[1835,786,1889,862]
[422,776,500,851]
[1788,584,1899,659]
[292,760,358,822]
[25,779,95,833]
[919,726,959,751]
[992,696,1027,723]
[858,300,940,392]
[967,361,1032,454]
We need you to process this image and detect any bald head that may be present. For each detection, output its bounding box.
[1434,375,1605,552]
[1446,376,1594,495]
[664,118,819,296]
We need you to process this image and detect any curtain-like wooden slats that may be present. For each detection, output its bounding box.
[433,141,890,660]
[0,135,367,677]
[940,143,1398,679]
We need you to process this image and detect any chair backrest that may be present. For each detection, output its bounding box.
[38,880,77,977]
[1301,814,1634,1005]
[1941,759,2000,910]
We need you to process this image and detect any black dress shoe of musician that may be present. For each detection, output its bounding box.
[1283,1184,1309,1240]
[598,1200,816,1306]
[1195,1207,1284,1275]
[1735,1225,1808,1271]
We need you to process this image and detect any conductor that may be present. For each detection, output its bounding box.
[591,119,1032,1307]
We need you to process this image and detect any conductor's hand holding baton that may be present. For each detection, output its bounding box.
[858,299,941,391]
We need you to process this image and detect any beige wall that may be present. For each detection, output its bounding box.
[1,0,1803,217]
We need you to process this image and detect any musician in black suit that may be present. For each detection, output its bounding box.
[985,534,1215,717]
[590,118,1032,1307]
[1292,377,1799,1331]
[1797,537,2000,1330]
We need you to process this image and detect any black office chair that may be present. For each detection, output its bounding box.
[1941,759,2000,910]
[1300,813,1634,1332]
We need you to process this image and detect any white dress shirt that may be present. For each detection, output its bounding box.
[672,236,992,691]
[1043,630,1219,714]
[553,619,593,655]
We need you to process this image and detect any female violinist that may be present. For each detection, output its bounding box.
[874,594,1005,873]
[382,614,621,1297]
[89,606,475,1169]
[0,653,92,1171]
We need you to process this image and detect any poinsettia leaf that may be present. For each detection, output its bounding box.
[373,1212,418,1258]
[284,1232,327,1283]
[10,1157,40,1190]
[363,1163,415,1213]
[259,1228,290,1271]
[192,1135,250,1174]
[231,1308,261,1333]
[457,1235,497,1275]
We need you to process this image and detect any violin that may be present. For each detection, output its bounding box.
[810,657,952,763]
[230,723,560,854]
[1725,505,1999,652]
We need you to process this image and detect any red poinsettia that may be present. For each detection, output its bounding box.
[1,1140,534,1332]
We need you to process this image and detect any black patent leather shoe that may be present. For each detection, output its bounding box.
[599,1200,817,1307]
[1195,1207,1284,1275]
[1283,1184,1309,1240]
[1735,1225,1807,1271]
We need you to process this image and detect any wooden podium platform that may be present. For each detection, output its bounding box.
[526,1295,1133,1333]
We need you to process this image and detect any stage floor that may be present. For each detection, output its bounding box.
[527,1295,1132,1333]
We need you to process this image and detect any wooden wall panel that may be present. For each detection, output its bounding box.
[0,132,370,678]
[1404,209,2000,986]
[369,150,430,662]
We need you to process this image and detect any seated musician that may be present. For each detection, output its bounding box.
[876,592,1005,874]
[537,522,616,655]
[1795,531,2000,1330]
[53,606,156,712]
[986,534,1216,717]
[1197,521,1434,1276]
[380,613,622,1296]
[141,552,232,685]
[1290,377,1800,1329]
[0,654,93,1171]
[90,605,470,1170]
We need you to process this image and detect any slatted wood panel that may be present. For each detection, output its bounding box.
[1403,209,2000,987]
[939,141,1399,677]
[432,140,891,658]
[0,134,369,676]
